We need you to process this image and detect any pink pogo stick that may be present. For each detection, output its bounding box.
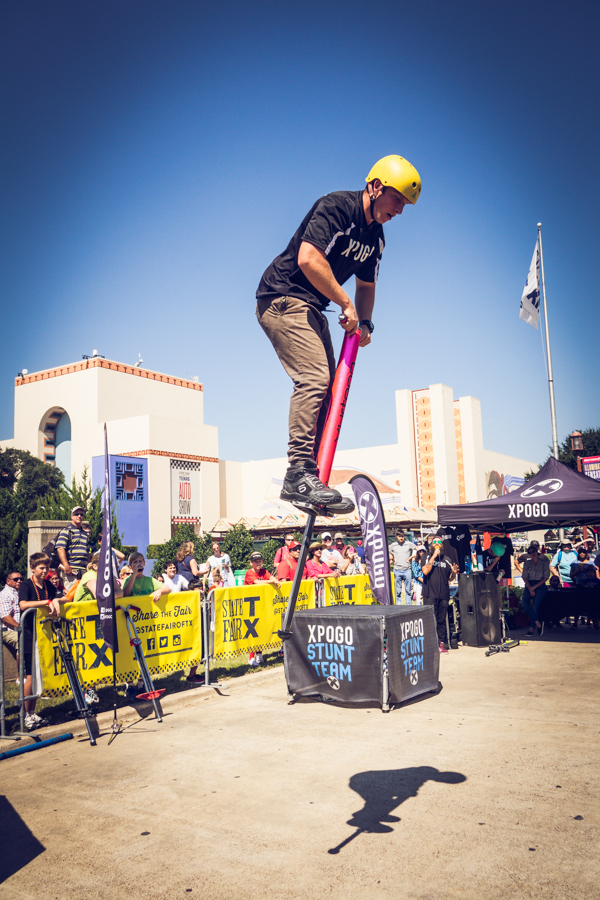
[317,329,361,486]
[279,323,361,638]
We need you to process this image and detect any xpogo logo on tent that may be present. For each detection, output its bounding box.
[358,491,378,524]
[521,479,563,498]
[327,676,340,690]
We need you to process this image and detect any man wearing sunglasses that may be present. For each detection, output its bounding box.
[56,505,90,591]
[0,570,23,662]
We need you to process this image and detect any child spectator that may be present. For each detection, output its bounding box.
[211,567,225,588]
[244,552,281,587]
[18,553,69,730]
[123,553,171,603]
[162,560,189,593]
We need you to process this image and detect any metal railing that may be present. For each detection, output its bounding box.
[1,607,42,741]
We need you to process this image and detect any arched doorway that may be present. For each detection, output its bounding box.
[39,407,71,481]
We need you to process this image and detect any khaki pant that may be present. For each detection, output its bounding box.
[2,628,18,660]
[256,296,336,467]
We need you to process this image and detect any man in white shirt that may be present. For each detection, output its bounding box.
[162,561,189,593]
[320,532,344,570]
[0,571,23,661]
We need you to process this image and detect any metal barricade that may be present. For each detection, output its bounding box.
[0,607,42,741]
[202,589,220,689]
[0,624,20,741]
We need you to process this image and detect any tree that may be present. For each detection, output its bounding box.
[524,427,600,480]
[258,538,281,573]
[0,449,65,581]
[149,525,214,579]
[556,427,600,471]
[33,467,123,551]
[220,524,255,571]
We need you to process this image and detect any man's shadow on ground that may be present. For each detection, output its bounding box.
[328,766,466,854]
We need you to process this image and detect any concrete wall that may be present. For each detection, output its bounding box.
[3,361,212,478]
[458,395,486,502]
[482,449,538,499]
[395,389,418,507]
[27,520,71,566]
[219,460,244,522]
[429,383,460,505]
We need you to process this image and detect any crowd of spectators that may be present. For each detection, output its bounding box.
[3,513,599,730]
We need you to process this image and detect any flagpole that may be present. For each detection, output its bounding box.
[537,223,560,460]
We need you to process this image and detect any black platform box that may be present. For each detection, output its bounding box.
[284,604,439,708]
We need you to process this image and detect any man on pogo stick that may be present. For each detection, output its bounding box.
[257,154,421,514]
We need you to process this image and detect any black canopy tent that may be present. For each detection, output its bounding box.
[437,457,600,532]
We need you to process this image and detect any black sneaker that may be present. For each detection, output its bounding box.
[280,466,343,508]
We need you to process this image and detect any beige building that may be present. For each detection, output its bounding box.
[2,362,537,544]
[220,384,537,525]
[1,356,220,552]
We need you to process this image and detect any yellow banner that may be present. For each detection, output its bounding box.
[36,592,202,697]
[213,580,316,659]
[322,573,381,607]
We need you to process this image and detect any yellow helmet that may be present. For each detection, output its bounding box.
[365,155,421,204]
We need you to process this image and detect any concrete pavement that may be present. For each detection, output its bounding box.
[1,631,599,900]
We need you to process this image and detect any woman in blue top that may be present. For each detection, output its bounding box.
[549,542,578,586]
[411,547,426,605]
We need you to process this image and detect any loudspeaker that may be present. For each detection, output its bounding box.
[458,572,502,647]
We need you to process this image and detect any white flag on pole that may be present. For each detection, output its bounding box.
[519,240,540,328]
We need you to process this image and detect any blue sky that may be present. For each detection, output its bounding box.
[2,0,599,468]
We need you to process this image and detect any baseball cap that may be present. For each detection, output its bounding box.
[288,541,301,550]
[320,532,332,540]
[72,506,86,515]
[250,551,263,561]
[334,532,344,539]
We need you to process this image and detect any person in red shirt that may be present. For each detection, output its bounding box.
[244,552,281,587]
[276,542,307,581]
[273,533,295,568]
[305,543,341,580]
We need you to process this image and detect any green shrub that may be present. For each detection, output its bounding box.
[221,524,255,571]
[258,538,281,573]
[150,524,214,579]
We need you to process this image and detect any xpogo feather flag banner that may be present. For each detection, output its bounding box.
[96,423,118,652]
[519,240,541,328]
[349,474,393,606]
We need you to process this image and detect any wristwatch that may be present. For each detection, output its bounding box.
[359,319,374,334]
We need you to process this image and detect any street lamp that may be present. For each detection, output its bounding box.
[570,431,588,540]
[570,431,583,473]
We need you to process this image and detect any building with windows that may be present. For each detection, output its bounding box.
[1,356,220,559]
[2,360,537,547]
[219,384,537,525]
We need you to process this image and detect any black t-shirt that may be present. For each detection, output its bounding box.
[435,528,459,568]
[257,191,385,312]
[422,551,455,602]
[19,579,57,632]
[178,555,197,583]
[444,525,472,573]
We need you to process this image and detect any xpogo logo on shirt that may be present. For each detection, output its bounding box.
[521,479,563,498]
